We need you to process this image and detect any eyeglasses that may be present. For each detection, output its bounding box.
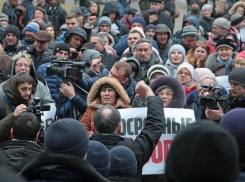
[178,71,191,76]
[15,63,30,68]
[157,92,174,97]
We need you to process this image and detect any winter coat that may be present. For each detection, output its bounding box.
[200,16,214,36]
[0,140,43,172]
[90,96,165,180]
[44,3,67,31]
[77,69,135,99]
[0,57,54,105]
[215,11,230,21]
[20,37,35,46]
[114,34,159,57]
[165,59,188,78]
[133,54,161,82]
[41,41,59,64]
[0,52,12,77]
[100,49,120,71]
[28,45,48,70]
[205,52,237,76]
[29,15,51,30]
[117,0,131,19]
[21,0,36,21]
[119,15,131,29]
[2,0,17,20]
[81,77,131,131]
[37,62,71,118]
[19,153,110,182]
[156,10,174,33]
[223,94,245,114]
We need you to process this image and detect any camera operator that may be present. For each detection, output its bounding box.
[0,112,43,172]
[38,43,87,118]
[205,68,245,121]
[0,73,36,144]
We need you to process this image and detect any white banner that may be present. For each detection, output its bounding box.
[41,103,56,132]
[118,108,196,175]
[216,76,229,92]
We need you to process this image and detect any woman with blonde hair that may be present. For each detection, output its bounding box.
[186,41,210,68]
[229,2,245,16]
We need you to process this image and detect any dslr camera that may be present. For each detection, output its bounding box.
[198,84,227,109]
[46,58,87,82]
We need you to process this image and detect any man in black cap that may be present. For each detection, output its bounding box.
[3,25,21,57]
[205,67,245,121]
[31,30,52,69]
[183,0,203,20]
[149,0,173,33]
[119,8,138,29]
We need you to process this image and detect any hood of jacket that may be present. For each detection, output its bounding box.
[98,32,115,47]
[125,57,141,82]
[87,0,100,16]
[10,54,38,84]
[65,26,87,47]
[150,75,186,108]
[182,16,200,30]
[3,73,30,106]
[87,77,130,108]
[82,49,103,67]
[101,2,120,23]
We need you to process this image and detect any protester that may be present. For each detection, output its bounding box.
[31,7,51,30]
[45,25,57,41]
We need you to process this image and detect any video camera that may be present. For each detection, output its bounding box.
[198,84,227,109]
[46,57,86,82]
[27,97,50,117]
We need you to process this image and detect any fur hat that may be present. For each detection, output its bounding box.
[150,75,186,108]
[228,67,245,86]
[109,146,137,176]
[44,118,89,158]
[86,141,110,177]
[165,121,239,182]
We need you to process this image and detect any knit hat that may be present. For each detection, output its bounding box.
[0,24,6,40]
[109,146,137,176]
[236,50,245,59]
[98,16,112,28]
[228,67,245,86]
[213,17,230,30]
[44,118,89,158]
[181,25,198,38]
[105,45,117,55]
[0,13,9,22]
[165,121,239,182]
[201,4,213,12]
[130,17,146,29]
[145,24,156,32]
[177,63,195,79]
[190,0,201,7]
[26,22,40,33]
[130,27,145,38]
[33,30,51,42]
[53,43,70,55]
[215,38,236,51]
[231,13,245,26]
[4,25,20,39]
[194,68,215,83]
[86,141,110,177]
[147,64,170,81]
[220,108,245,147]
[168,44,186,59]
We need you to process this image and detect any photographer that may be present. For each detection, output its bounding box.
[0,112,43,172]
[0,73,36,144]
[205,68,245,121]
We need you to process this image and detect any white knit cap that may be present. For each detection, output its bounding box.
[177,63,195,79]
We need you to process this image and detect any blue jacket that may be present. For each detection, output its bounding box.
[117,0,131,19]
[37,62,70,118]
[78,69,135,98]
[114,34,159,56]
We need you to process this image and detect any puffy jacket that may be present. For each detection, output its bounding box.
[21,0,36,21]
[2,0,17,20]
[0,140,43,172]
[117,0,131,19]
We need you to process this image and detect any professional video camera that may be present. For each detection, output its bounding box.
[46,57,87,82]
[27,97,50,117]
[198,84,227,109]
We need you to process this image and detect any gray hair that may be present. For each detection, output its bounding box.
[135,38,152,50]
[93,105,121,133]
[91,33,106,44]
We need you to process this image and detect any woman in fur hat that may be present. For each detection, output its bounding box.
[150,75,186,108]
[186,41,210,68]
[80,77,131,133]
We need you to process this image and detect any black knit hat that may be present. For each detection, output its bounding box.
[215,38,236,51]
[165,121,239,182]
[53,43,70,55]
[190,0,201,7]
[44,118,89,158]
[4,25,20,39]
[228,67,245,86]
[231,13,244,26]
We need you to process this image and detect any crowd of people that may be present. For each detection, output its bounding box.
[0,0,244,181]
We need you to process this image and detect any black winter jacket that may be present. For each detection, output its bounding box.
[90,96,165,180]
[0,140,43,172]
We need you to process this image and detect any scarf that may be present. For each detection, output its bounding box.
[217,55,233,65]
